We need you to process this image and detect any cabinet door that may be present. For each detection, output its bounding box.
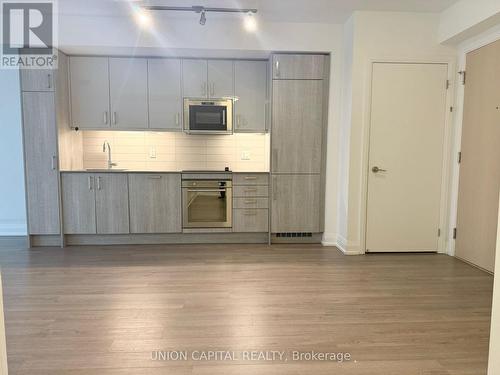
[148,59,182,130]
[69,57,110,129]
[22,92,60,234]
[182,59,208,98]
[272,54,325,80]
[95,174,130,234]
[208,60,234,98]
[20,69,54,91]
[61,173,96,234]
[109,58,148,129]
[271,174,320,233]
[234,60,267,132]
[128,174,181,233]
[272,80,323,173]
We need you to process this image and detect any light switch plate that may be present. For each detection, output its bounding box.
[241,151,251,160]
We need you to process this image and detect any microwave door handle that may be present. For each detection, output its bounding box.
[222,109,226,126]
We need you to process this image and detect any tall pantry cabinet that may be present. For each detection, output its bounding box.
[20,51,81,245]
[270,54,329,236]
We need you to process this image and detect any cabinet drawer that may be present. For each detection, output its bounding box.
[233,185,269,197]
[233,173,269,186]
[233,197,269,209]
[233,209,269,232]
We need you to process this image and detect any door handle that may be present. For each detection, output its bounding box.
[372,166,387,173]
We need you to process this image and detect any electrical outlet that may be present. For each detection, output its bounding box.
[241,151,251,160]
[149,147,156,159]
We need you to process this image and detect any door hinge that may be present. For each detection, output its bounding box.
[438,228,441,237]
[446,80,450,89]
[458,151,462,164]
[453,228,457,239]
[458,71,466,85]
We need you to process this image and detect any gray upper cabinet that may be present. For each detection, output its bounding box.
[234,60,267,133]
[94,173,130,234]
[69,57,110,129]
[271,174,321,233]
[182,59,208,98]
[128,173,182,233]
[207,60,234,98]
[22,92,60,235]
[109,58,148,129]
[20,69,54,91]
[148,59,182,130]
[272,80,323,174]
[272,54,325,80]
[61,173,97,234]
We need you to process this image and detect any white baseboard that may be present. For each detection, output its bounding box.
[322,233,361,255]
[0,221,27,236]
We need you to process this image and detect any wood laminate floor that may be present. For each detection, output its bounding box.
[0,244,494,375]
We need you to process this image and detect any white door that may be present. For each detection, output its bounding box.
[366,63,448,253]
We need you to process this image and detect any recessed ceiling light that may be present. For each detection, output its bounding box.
[244,12,257,32]
[134,8,152,28]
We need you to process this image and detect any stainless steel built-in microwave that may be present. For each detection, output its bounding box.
[183,98,233,134]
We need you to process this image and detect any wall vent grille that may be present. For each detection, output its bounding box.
[275,233,313,238]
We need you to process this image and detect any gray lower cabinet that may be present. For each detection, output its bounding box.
[109,58,148,129]
[233,209,268,232]
[272,80,324,174]
[61,173,96,234]
[148,59,182,130]
[234,60,267,132]
[20,69,54,91]
[69,57,111,129]
[61,173,129,234]
[271,174,320,233]
[128,173,181,233]
[94,174,130,234]
[22,92,60,235]
[272,54,325,80]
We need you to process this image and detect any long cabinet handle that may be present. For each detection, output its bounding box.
[273,176,277,200]
[175,113,180,126]
[51,155,57,170]
[202,82,207,97]
[275,59,280,77]
[244,199,257,204]
[272,149,278,169]
[112,112,117,125]
[47,73,52,89]
[244,176,257,180]
[97,176,102,190]
[88,176,93,191]
[211,83,215,97]
[103,111,108,125]
[243,211,258,216]
[187,189,227,193]
[148,175,162,179]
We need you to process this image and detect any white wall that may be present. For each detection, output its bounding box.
[338,12,457,254]
[0,69,26,236]
[439,0,500,44]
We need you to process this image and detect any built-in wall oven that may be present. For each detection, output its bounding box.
[184,98,233,134]
[182,179,232,228]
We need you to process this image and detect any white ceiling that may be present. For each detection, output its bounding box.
[58,0,460,23]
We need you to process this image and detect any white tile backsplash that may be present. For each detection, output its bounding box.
[81,131,270,172]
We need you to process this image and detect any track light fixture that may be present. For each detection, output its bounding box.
[142,5,258,27]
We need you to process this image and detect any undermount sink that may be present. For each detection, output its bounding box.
[85,168,127,172]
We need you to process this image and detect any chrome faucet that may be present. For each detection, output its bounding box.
[102,141,117,169]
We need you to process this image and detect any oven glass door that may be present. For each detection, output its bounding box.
[183,186,232,228]
[189,105,228,132]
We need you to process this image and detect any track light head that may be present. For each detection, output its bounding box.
[199,10,206,25]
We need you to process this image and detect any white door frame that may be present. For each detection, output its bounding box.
[360,58,456,255]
